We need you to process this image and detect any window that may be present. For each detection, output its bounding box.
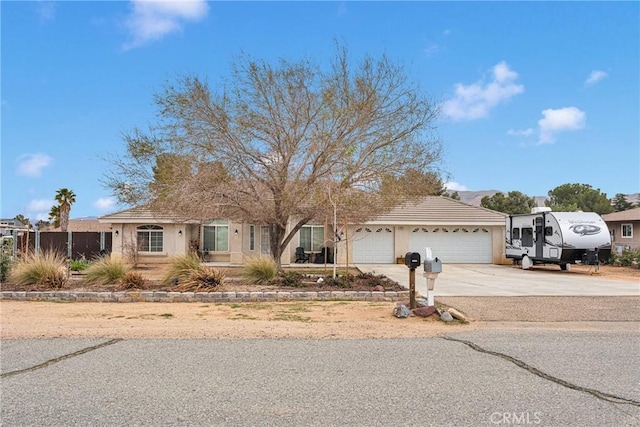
[260,226,270,254]
[203,220,229,252]
[249,225,255,251]
[512,228,520,240]
[622,224,633,238]
[137,225,163,252]
[300,225,324,252]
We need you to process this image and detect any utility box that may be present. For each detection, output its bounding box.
[404,252,421,269]
[424,257,442,274]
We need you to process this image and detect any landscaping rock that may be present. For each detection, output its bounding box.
[372,285,385,292]
[393,304,411,318]
[412,306,437,318]
[416,298,429,307]
[447,308,466,321]
[439,311,454,322]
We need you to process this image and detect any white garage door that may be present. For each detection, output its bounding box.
[353,227,394,263]
[409,227,492,263]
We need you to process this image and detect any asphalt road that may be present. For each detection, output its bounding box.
[2,328,639,426]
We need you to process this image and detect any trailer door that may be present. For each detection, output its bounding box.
[535,217,544,258]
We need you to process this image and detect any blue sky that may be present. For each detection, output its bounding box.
[2,1,638,222]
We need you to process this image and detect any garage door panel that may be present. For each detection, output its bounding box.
[353,227,394,263]
[409,227,492,263]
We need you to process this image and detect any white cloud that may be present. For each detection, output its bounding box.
[585,70,608,86]
[36,1,56,22]
[443,61,524,121]
[423,42,440,57]
[123,0,208,50]
[538,107,586,144]
[93,197,117,212]
[445,182,469,191]
[26,199,54,211]
[507,128,535,137]
[16,153,53,177]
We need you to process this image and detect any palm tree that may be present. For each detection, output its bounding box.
[48,205,61,229]
[54,188,76,232]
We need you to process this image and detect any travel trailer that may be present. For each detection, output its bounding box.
[506,208,611,270]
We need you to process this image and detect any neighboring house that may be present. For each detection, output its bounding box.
[99,196,507,265]
[49,218,113,232]
[602,208,640,251]
[0,218,29,237]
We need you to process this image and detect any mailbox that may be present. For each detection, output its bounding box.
[424,257,442,273]
[404,252,421,269]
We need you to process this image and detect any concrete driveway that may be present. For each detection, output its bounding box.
[357,263,640,296]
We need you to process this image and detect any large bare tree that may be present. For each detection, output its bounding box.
[105,46,443,266]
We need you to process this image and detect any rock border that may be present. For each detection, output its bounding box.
[0,290,410,303]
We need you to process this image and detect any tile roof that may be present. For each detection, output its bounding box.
[602,207,640,222]
[98,206,200,224]
[365,196,507,225]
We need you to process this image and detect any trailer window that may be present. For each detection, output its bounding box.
[545,226,553,236]
[512,228,520,239]
[521,228,533,247]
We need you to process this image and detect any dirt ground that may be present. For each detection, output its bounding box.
[1,264,637,340]
[0,300,477,339]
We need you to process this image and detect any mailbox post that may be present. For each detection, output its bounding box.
[422,248,442,307]
[404,252,421,309]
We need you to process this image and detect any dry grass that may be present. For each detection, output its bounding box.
[8,250,68,289]
[84,256,130,286]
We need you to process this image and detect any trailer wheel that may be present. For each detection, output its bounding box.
[560,263,569,271]
[522,255,533,270]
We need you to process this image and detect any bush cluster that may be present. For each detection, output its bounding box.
[610,247,640,268]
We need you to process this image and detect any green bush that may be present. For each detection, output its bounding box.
[273,271,306,287]
[7,250,68,289]
[70,259,91,272]
[84,256,130,286]
[1,252,13,282]
[242,254,277,285]
[617,247,640,268]
[162,253,201,285]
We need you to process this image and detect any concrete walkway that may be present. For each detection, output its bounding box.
[357,263,640,296]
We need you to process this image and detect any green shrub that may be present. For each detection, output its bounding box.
[7,250,68,289]
[618,248,640,268]
[84,256,130,286]
[242,254,277,285]
[70,259,91,272]
[162,253,201,285]
[273,271,306,287]
[1,252,13,282]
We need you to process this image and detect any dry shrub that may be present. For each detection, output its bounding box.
[242,254,277,285]
[174,266,225,292]
[8,250,68,289]
[115,271,148,291]
[162,253,201,285]
[84,256,130,286]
